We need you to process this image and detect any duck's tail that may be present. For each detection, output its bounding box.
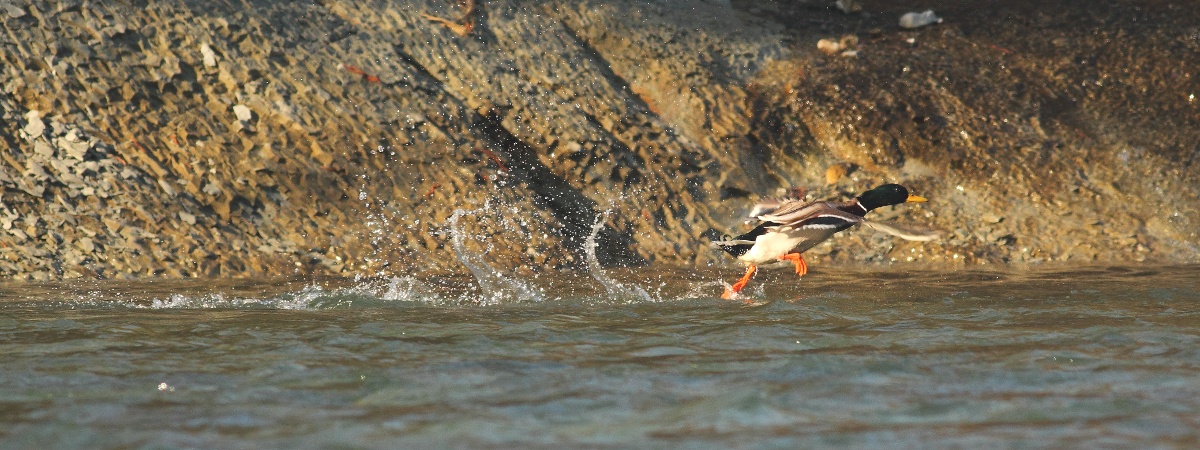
[710,236,755,257]
[710,222,774,257]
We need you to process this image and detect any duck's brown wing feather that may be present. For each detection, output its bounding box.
[759,201,864,231]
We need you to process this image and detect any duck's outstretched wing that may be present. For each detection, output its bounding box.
[747,198,784,219]
[758,202,863,232]
[861,219,941,241]
[746,187,809,218]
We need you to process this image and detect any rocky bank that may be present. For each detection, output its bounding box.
[0,0,1197,280]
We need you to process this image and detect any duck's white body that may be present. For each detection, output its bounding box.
[737,226,839,265]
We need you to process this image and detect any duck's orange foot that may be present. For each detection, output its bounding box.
[779,252,808,277]
[721,286,738,300]
[721,281,749,300]
[721,265,757,300]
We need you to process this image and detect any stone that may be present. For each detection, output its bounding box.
[202,182,223,196]
[3,3,25,18]
[78,237,96,252]
[200,44,218,68]
[825,164,849,184]
[22,110,45,138]
[899,10,942,29]
[23,162,50,181]
[233,104,253,122]
[835,0,861,14]
[58,137,92,160]
[33,140,55,158]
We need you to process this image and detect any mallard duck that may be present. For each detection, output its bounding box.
[712,183,937,299]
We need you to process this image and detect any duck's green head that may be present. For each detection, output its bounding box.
[858,184,927,211]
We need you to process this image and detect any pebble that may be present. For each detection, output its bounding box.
[59,137,92,160]
[825,164,849,184]
[233,104,253,122]
[179,212,197,225]
[817,39,842,56]
[33,140,55,158]
[835,0,861,14]
[817,35,859,57]
[22,110,45,137]
[202,182,223,196]
[3,2,24,19]
[900,10,942,29]
[78,237,96,252]
[201,44,218,68]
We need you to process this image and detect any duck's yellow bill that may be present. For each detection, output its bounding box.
[906,194,928,203]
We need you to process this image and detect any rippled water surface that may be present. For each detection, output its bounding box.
[2,266,1200,448]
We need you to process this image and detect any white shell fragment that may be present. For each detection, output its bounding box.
[899,10,942,29]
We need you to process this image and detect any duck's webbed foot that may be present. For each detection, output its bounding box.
[779,253,807,276]
[722,265,758,299]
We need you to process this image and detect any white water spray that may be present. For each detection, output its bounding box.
[447,207,545,304]
[585,210,654,303]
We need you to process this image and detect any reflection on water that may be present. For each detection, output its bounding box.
[2,266,1200,448]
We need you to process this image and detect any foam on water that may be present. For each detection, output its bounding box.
[109,276,445,310]
[174,285,346,309]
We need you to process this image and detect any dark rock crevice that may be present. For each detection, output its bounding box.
[473,109,644,268]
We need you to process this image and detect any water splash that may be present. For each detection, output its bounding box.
[121,277,442,310]
[585,210,654,303]
[447,207,545,304]
[683,280,733,300]
[135,288,330,310]
[378,276,439,302]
